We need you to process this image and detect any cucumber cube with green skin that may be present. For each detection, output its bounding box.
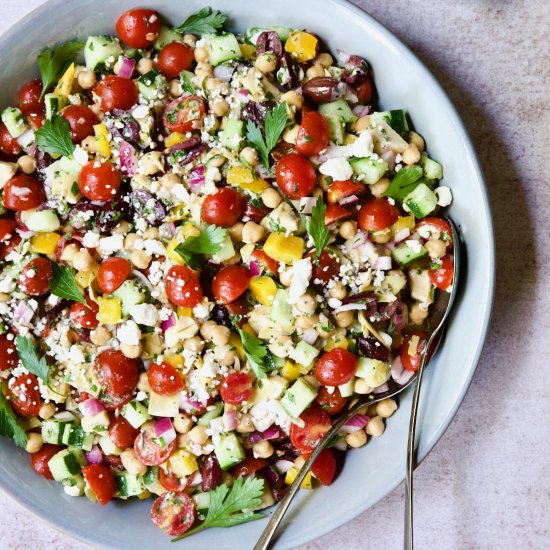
[143,466,159,488]
[338,378,355,398]
[193,491,211,514]
[270,290,293,333]
[370,110,409,133]
[205,33,242,66]
[121,400,150,429]
[42,420,72,444]
[319,99,357,123]
[392,242,428,268]
[419,154,443,180]
[98,434,123,456]
[211,233,235,263]
[280,377,318,418]
[323,115,345,145]
[137,70,168,100]
[84,36,122,71]
[45,93,63,120]
[115,472,145,498]
[153,26,183,50]
[404,183,438,218]
[214,433,245,470]
[1,107,27,138]
[289,341,320,368]
[220,118,244,151]
[350,157,389,185]
[112,280,148,317]
[197,402,224,426]
[48,448,86,481]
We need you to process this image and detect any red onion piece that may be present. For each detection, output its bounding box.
[79,397,106,417]
[119,140,137,176]
[248,426,281,444]
[248,261,261,277]
[85,445,103,465]
[373,256,392,270]
[394,227,411,243]
[189,165,205,192]
[118,57,136,79]
[265,465,281,484]
[333,437,348,451]
[180,394,205,414]
[340,414,370,434]
[160,312,176,332]
[189,470,203,487]
[153,417,176,447]
[381,150,396,172]
[332,303,368,314]
[302,327,318,345]
[353,105,371,117]
[213,64,235,82]
[222,409,238,431]
[274,459,294,474]
[339,194,359,206]
[13,301,35,326]
[297,196,318,215]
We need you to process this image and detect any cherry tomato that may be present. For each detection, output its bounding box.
[26,113,45,130]
[230,456,269,478]
[151,491,196,536]
[19,257,52,296]
[96,349,139,396]
[315,386,347,415]
[429,255,454,290]
[163,95,206,133]
[307,448,337,486]
[325,204,351,226]
[289,407,331,452]
[2,175,45,211]
[70,296,99,329]
[94,75,138,112]
[358,198,399,231]
[0,333,18,371]
[109,415,139,449]
[327,180,365,204]
[8,373,41,417]
[116,8,161,48]
[355,78,373,104]
[159,468,189,492]
[225,296,250,317]
[165,265,203,307]
[18,79,45,116]
[61,105,99,143]
[78,161,121,202]
[275,153,316,199]
[201,187,244,227]
[82,464,116,505]
[315,348,357,386]
[134,429,176,466]
[243,200,270,223]
[147,361,184,395]
[212,265,251,304]
[1,124,21,157]
[309,250,340,284]
[400,331,428,372]
[31,444,63,479]
[0,218,17,260]
[157,42,194,79]
[416,217,453,245]
[220,372,253,405]
[295,112,330,156]
[97,257,131,294]
[249,249,279,275]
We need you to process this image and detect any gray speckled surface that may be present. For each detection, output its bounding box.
[1,1,549,549]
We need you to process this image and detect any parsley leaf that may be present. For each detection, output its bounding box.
[0,386,27,449]
[383,165,423,202]
[49,263,86,305]
[15,335,50,382]
[174,225,227,269]
[37,41,84,100]
[306,196,330,259]
[174,7,227,35]
[246,102,288,169]
[171,476,264,541]
[35,115,75,158]
[179,70,196,94]
[237,329,275,379]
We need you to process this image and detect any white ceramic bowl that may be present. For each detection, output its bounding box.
[0,1,494,548]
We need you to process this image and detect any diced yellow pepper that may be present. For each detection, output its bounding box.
[229,332,245,360]
[282,360,301,382]
[391,215,416,238]
[93,123,111,159]
[182,223,201,238]
[177,306,193,317]
[285,31,318,62]
[138,490,151,500]
[226,166,270,193]
[54,63,76,97]
[164,354,184,369]
[166,238,185,265]
[169,450,199,477]
[263,233,304,264]
[166,224,200,265]
[166,204,187,222]
[344,134,358,145]
[97,297,122,325]
[30,232,61,255]
[240,43,257,59]
[165,132,186,148]
[285,467,313,489]
[75,264,99,288]
[249,276,278,306]
[324,334,350,352]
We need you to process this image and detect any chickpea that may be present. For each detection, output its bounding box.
[131,250,152,269]
[268,335,292,358]
[174,413,193,434]
[227,222,244,242]
[144,333,163,355]
[124,234,139,250]
[317,174,333,191]
[236,414,254,433]
[339,220,357,240]
[137,371,150,392]
[345,429,367,448]
[195,62,213,80]
[334,310,353,328]
[406,131,425,153]
[328,282,347,300]
[60,243,80,263]
[219,349,237,366]
[426,239,447,259]
[241,146,259,166]
[112,220,130,235]
[39,403,56,420]
[25,432,43,454]
[409,303,429,325]
[168,79,182,97]
[370,228,391,244]
[89,103,104,121]
[176,433,190,449]
[120,448,147,475]
[315,52,334,68]
[376,398,398,418]
[90,326,110,346]
[210,325,231,346]
[158,173,180,189]
[188,425,208,445]
[366,416,385,437]
[72,249,93,272]
[261,187,281,209]
[136,57,154,75]
[242,221,265,244]
[370,177,390,197]
[281,90,303,110]
[200,320,217,339]
[297,294,316,315]
[296,314,318,330]
[142,227,159,240]
[255,52,278,73]
[183,336,204,353]
[306,64,325,79]
[354,378,372,394]
[77,70,97,89]
[279,268,293,287]
[206,78,226,93]
[208,155,226,168]
[194,46,209,63]
[120,343,142,359]
[210,97,229,117]
[183,34,197,47]
[355,115,371,133]
[0,293,11,302]
[402,143,421,165]
[253,440,274,459]
[316,322,334,339]
[17,155,36,174]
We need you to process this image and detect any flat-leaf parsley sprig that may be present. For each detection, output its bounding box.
[37,41,84,100]
[49,263,87,305]
[237,329,276,379]
[306,196,330,259]
[35,115,75,158]
[174,225,227,269]
[15,335,50,382]
[175,7,227,35]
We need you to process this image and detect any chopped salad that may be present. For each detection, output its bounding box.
[0,6,455,539]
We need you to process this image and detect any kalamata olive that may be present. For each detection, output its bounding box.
[271,478,288,502]
[110,109,140,143]
[256,31,283,58]
[302,77,339,104]
[241,101,267,129]
[98,196,130,232]
[243,201,270,223]
[358,335,389,362]
[129,190,166,225]
[68,201,100,232]
[276,53,299,90]
[34,149,52,175]
[201,454,222,492]
[210,304,232,328]
[199,263,220,300]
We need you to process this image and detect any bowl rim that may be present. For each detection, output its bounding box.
[0,0,495,547]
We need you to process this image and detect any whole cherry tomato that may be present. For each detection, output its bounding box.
[358,198,399,231]
[327,180,365,204]
[109,415,139,449]
[31,444,63,479]
[201,187,243,227]
[0,333,18,371]
[78,161,121,202]
[289,407,331,452]
[70,296,99,329]
[315,386,347,415]
[157,42,195,78]
[2,175,45,211]
[429,255,454,290]
[147,361,184,395]
[18,79,45,116]
[61,105,99,143]
[165,265,203,307]
[82,464,116,505]
[400,331,428,372]
[8,373,41,417]
[212,265,251,304]
[150,492,196,536]
[295,112,330,156]
[0,123,21,156]
[96,349,139,396]
[275,153,316,199]
[97,257,131,294]
[163,95,206,133]
[116,8,161,48]
[19,257,52,296]
[94,75,138,112]
[220,372,253,405]
[307,447,337,486]
[0,218,17,260]
[314,348,357,386]
[134,429,176,466]
[309,250,340,284]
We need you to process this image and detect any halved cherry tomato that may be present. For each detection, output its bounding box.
[327,180,365,204]
[0,123,21,157]
[109,415,139,449]
[157,42,195,79]
[289,407,331,452]
[0,218,17,260]
[97,257,131,294]
[0,233,20,260]
[429,255,454,290]
[61,105,99,143]
[315,386,347,415]
[358,198,399,231]
[2,175,45,211]
[295,112,329,156]
[220,372,253,405]
[0,333,18,371]
[225,296,250,317]
[31,444,63,479]
[309,249,340,284]
[19,257,52,296]
[148,361,184,395]
[18,79,45,116]
[400,331,428,372]
[134,429,176,466]
[8,373,41,417]
[70,296,99,329]
[306,448,337,486]
[165,265,203,307]
[249,248,279,275]
[201,187,243,227]
[96,349,139,396]
[116,8,161,48]
[159,468,188,492]
[78,161,121,202]
[26,113,45,130]
[416,217,453,245]
[163,95,205,133]
[230,456,269,478]
[151,491,196,536]
[275,153,316,199]
[314,348,357,386]
[325,204,351,226]
[82,464,116,505]
[94,75,138,112]
[212,265,251,304]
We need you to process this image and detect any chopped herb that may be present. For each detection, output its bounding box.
[180,71,195,94]
[35,115,75,158]
[0,387,27,449]
[174,225,227,269]
[237,329,275,379]
[383,165,423,202]
[15,335,50,382]
[37,41,84,100]
[49,263,87,305]
[306,196,330,259]
[174,7,227,35]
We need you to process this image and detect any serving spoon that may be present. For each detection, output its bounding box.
[254,217,460,550]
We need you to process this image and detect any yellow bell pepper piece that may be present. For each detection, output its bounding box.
[241,323,256,336]
[164,354,184,369]
[324,332,350,352]
[240,43,257,59]
[97,297,122,325]
[226,165,269,194]
[229,332,245,360]
[249,276,278,306]
[29,232,61,255]
[177,306,193,317]
[169,450,199,476]
[165,132,186,148]
[54,63,76,97]
[263,233,304,264]
[282,360,301,382]
[75,263,99,288]
[137,490,151,500]
[166,238,185,265]
[285,31,318,62]
[93,123,111,159]
[166,204,187,222]
[285,467,313,489]
[391,215,416,237]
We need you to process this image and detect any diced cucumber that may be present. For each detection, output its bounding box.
[81,410,110,433]
[319,99,357,124]
[1,107,26,138]
[211,233,235,263]
[350,157,389,185]
[280,377,317,418]
[419,154,443,180]
[62,473,85,496]
[356,357,391,387]
[137,69,168,100]
[148,391,180,417]
[197,402,224,426]
[45,93,63,120]
[265,202,298,233]
[98,434,123,456]
[205,33,243,66]
[42,420,72,444]
[270,289,293,333]
[121,400,150,429]
[220,118,244,151]
[322,115,345,145]
[84,36,122,71]
[24,209,61,232]
[392,241,428,268]
[48,448,86,481]
[370,110,409,133]
[115,471,145,498]
[153,26,184,50]
[248,375,289,406]
[193,491,210,514]
[143,466,159,487]
[61,424,90,449]
[404,183,438,218]
[338,378,355,398]
[289,341,320,368]
[214,433,245,470]
[112,279,148,317]
[246,26,294,44]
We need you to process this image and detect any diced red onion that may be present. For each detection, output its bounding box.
[373,256,392,270]
[302,327,318,345]
[381,150,396,172]
[13,301,35,326]
[391,356,404,381]
[15,227,34,240]
[119,140,137,176]
[351,231,369,249]
[332,303,368,314]
[189,165,205,193]
[248,260,261,277]
[298,196,318,215]
[336,49,352,65]
[160,312,176,332]
[353,105,371,117]
[161,222,176,238]
[265,466,281,484]
[275,459,294,474]
[84,445,103,465]
[118,57,136,79]
[337,81,358,103]
[180,394,205,414]
[79,397,106,417]
[394,228,411,243]
[188,470,202,486]
[153,417,177,447]
[339,414,370,434]
[213,64,235,82]
[248,426,280,444]
[238,89,250,99]
[16,129,35,151]
[339,194,359,206]
[223,409,238,431]
[384,241,396,252]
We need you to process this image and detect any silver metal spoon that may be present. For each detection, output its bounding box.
[254,217,460,550]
